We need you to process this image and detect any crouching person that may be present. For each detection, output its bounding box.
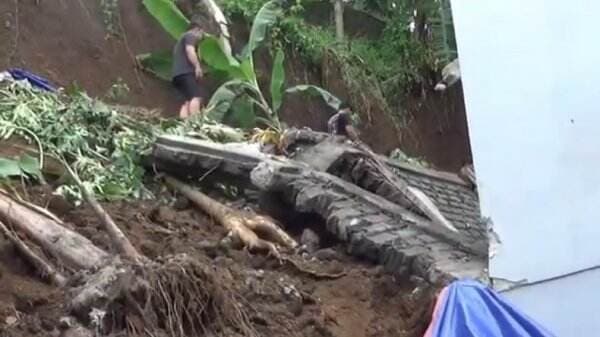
[327,102,360,142]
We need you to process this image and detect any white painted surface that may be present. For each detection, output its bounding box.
[450,0,600,283]
[451,0,600,333]
[504,268,600,336]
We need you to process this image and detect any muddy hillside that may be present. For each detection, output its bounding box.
[0,184,435,337]
[0,0,471,171]
[0,1,485,337]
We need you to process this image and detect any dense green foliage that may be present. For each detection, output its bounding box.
[0,81,244,202]
[220,0,456,95]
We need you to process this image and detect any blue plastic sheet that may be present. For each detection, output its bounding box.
[7,68,56,92]
[424,279,556,337]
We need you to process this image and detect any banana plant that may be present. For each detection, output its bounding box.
[139,0,341,131]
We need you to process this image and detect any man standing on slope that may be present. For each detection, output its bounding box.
[171,22,206,119]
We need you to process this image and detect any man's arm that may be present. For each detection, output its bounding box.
[185,38,202,79]
[345,124,360,142]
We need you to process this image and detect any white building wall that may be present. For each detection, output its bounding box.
[503,269,600,337]
[450,0,600,335]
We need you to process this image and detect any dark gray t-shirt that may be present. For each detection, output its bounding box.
[327,111,351,135]
[172,31,199,79]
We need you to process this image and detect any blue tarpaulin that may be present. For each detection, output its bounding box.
[7,68,56,92]
[424,279,556,337]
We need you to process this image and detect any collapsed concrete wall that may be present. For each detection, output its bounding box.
[150,135,487,286]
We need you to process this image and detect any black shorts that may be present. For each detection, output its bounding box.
[172,73,206,101]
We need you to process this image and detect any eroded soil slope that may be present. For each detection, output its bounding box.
[0,186,435,337]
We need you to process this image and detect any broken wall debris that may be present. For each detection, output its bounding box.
[150,135,487,286]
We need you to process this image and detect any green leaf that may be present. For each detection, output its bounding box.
[18,154,41,179]
[240,58,256,82]
[198,37,246,79]
[230,97,256,129]
[136,50,173,81]
[0,158,22,178]
[285,85,341,110]
[270,49,285,113]
[245,1,283,57]
[200,123,245,142]
[101,182,129,201]
[206,80,249,122]
[142,0,190,39]
[199,37,234,70]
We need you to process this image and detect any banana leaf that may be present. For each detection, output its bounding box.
[285,85,341,110]
[136,50,173,81]
[142,0,189,40]
[0,154,41,180]
[18,154,42,180]
[198,37,248,80]
[0,157,21,178]
[240,58,256,83]
[270,49,285,113]
[206,80,252,121]
[228,97,256,129]
[244,1,283,58]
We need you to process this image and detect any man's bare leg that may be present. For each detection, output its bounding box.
[188,97,203,117]
[179,101,190,119]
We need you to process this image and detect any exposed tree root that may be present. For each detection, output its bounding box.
[118,254,257,337]
[0,190,257,337]
[0,220,67,286]
[164,175,297,258]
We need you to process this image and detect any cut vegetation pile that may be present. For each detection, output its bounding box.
[0,81,245,202]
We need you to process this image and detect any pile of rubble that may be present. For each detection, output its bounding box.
[151,129,488,286]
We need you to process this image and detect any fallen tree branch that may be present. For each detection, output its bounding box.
[164,175,297,258]
[62,160,143,263]
[0,220,67,286]
[0,189,64,224]
[0,192,109,270]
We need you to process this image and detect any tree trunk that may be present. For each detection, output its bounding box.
[333,0,344,42]
[0,192,108,270]
[199,0,232,55]
[0,220,67,286]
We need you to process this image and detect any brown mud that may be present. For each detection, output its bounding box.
[0,185,436,337]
